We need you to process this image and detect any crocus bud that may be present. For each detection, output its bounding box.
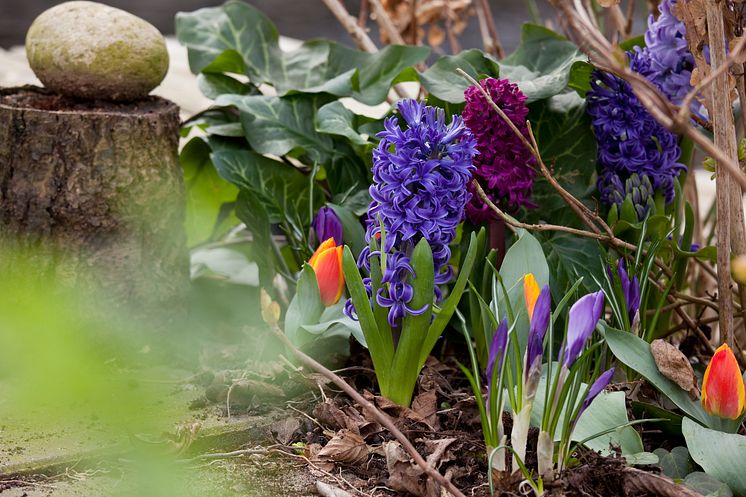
[524,273,540,320]
[486,319,509,388]
[701,344,746,420]
[313,206,343,246]
[577,368,615,420]
[525,285,551,398]
[617,259,640,323]
[308,238,344,306]
[563,291,605,367]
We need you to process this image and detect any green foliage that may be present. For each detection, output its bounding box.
[419,49,500,103]
[683,418,746,496]
[654,446,695,479]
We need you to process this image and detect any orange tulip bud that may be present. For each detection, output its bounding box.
[701,344,746,420]
[309,238,344,306]
[524,273,540,321]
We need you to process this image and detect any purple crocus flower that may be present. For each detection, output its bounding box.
[486,318,509,391]
[526,285,551,379]
[617,259,640,324]
[576,367,615,420]
[562,291,605,367]
[313,206,344,246]
[346,99,477,327]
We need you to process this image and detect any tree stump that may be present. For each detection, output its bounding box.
[0,86,189,310]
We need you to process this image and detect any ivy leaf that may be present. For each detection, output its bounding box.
[176,2,428,104]
[235,190,275,288]
[216,94,336,163]
[316,101,371,146]
[419,49,500,103]
[500,24,586,102]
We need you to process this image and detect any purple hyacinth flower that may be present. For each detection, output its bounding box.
[313,206,344,246]
[526,285,551,377]
[562,291,605,367]
[344,99,477,327]
[486,318,509,391]
[576,368,615,420]
[617,259,640,323]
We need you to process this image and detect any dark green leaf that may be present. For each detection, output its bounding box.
[500,24,586,102]
[197,73,254,100]
[327,203,366,258]
[568,60,594,97]
[419,49,500,103]
[316,101,370,146]
[180,137,239,245]
[235,190,275,288]
[540,231,602,296]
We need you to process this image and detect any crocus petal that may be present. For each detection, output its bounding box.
[617,259,641,322]
[524,273,540,320]
[486,319,509,389]
[702,344,746,420]
[309,241,344,306]
[577,367,615,420]
[563,291,605,367]
[525,284,551,379]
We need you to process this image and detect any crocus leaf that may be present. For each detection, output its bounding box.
[683,417,746,496]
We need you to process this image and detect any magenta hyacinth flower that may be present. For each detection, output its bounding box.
[313,206,344,246]
[562,291,605,367]
[462,77,535,223]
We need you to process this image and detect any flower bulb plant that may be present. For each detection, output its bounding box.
[459,272,612,487]
[343,99,479,407]
[701,344,746,422]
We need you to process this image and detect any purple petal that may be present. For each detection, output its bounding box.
[525,285,551,375]
[486,319,509,390]
[577,367,615,420]
[563,291,605,367]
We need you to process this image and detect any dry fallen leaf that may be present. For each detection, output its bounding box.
[315,429,369,466]
[385,441,427,497]
[269,417,300,445]
[651,339,699,399]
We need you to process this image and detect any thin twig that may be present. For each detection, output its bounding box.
[268,326,468,497]
[369,0,406,45]
[321,0,378,52]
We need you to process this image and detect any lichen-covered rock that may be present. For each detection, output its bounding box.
[25,1,168,101]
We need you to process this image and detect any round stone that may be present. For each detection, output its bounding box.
[25,1,169,101]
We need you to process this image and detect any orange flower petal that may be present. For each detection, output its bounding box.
[309,238,337,267]
[309,244,344,306]
[524,273,540,321]
[702,344,746,420]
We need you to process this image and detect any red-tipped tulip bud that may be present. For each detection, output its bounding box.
[309,238,344,306]
[702,344,746,420]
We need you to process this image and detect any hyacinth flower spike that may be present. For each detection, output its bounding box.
[512,282,551,471]
[309,238,344,306]
[701,344,746,421]
[485,318,509,472]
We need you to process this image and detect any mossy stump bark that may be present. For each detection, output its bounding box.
[0,86,188,310]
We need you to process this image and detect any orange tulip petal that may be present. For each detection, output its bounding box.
[524,273,540,321]
[309,238,337,267]
[310,245,344,306]
[702,344,746,420]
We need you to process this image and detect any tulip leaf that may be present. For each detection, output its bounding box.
[284,264,325,347]
[684,472,733,497]
[603,326,721,429]
[389,238,435,406]
[420,231,479,368]
[683,417,746,496]
[300,301,366,348]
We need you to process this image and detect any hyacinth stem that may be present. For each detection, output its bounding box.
[705,0,737,349]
